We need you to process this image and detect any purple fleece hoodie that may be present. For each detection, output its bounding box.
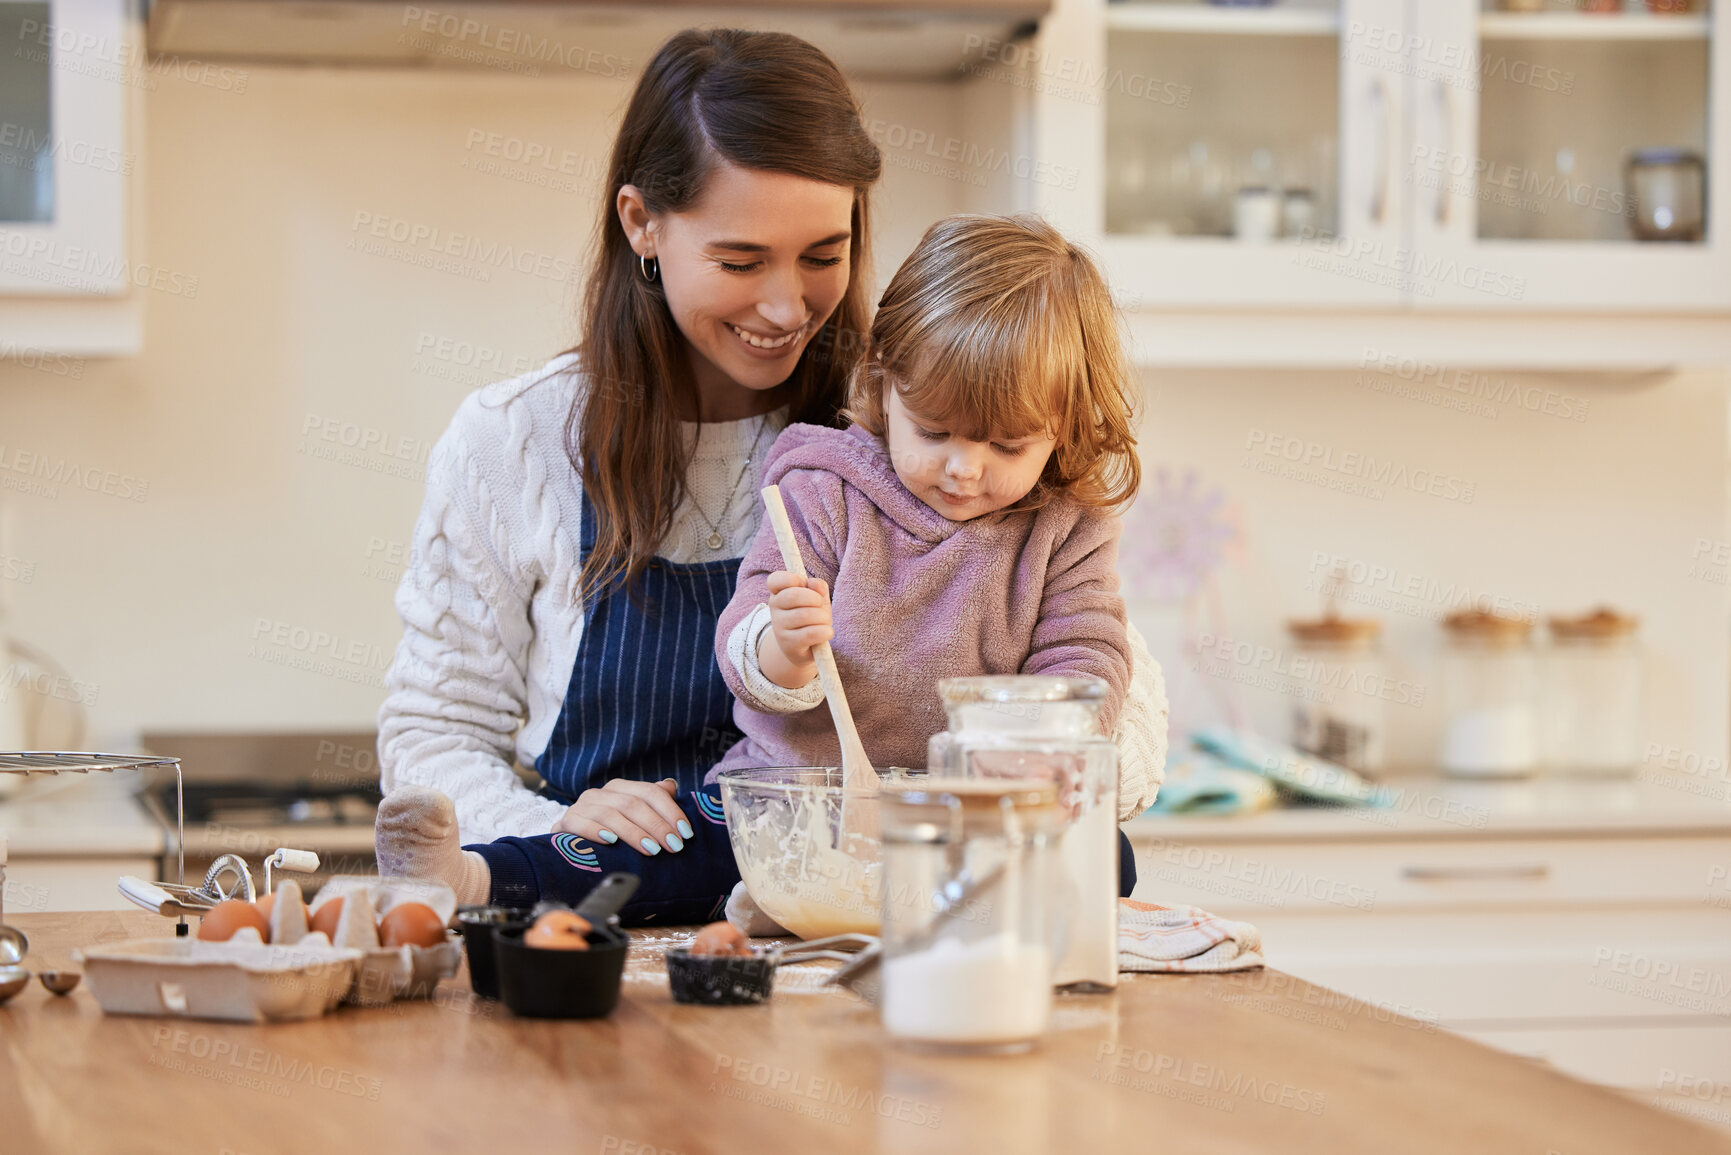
[708,423,1129,778]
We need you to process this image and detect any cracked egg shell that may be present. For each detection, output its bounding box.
[524,910,591,950]
[690,921,752,958]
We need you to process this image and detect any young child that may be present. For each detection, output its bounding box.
[711,213,1140,777]
[375,214,1151,922]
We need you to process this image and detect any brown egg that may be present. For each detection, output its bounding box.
[197,899,270,942]
[690,921,751,958]
[378,902,448,949]
[308,896,343,941]
[524,910,591,951]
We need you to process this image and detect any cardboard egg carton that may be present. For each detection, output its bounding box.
[75,937,364,1023]
[309,875,462,1006]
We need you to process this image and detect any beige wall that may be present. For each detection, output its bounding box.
[0,64,986,746]
[1128,365,1728,770]
[0,62,1723,773]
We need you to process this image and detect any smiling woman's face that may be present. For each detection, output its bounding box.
[618,160,855,419]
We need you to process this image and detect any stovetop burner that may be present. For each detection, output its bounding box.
[154,781,382,828]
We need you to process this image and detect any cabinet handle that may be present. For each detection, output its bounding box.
[1367,78,1390,226]
[1402,864,1550,881]
[1433,80,1452,227]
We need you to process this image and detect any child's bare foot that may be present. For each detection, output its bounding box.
[374,786,491,906]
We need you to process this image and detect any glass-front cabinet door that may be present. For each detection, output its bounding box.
[1034,0,1409,308]
[0,0,128,296]
[1411,0,1728,308]
[1033,0,1727,312]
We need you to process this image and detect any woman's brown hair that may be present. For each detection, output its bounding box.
[570,29,881,605]
[844,214,1141,511]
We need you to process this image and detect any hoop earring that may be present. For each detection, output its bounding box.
[638,254,659,283]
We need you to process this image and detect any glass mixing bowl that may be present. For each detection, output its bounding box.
[717,766,912,939]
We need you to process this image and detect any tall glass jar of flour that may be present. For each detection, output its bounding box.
[879,778,1063,1054]
[1439,611,1538,778]
[927,676,1120,990]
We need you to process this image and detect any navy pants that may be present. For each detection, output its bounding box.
[466,786,739,925]
[467,785,1139,927]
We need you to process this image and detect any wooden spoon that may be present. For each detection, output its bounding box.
[759,485,876,799]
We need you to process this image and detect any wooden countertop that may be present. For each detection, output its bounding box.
[4,910,1726,1155]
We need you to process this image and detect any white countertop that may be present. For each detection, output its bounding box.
[0,771,164,858]
[1125,770,1731,842]
[6,762,1730,858]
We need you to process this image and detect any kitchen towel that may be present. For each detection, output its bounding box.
[1191,726,1393,809]
[1144,752,1278,816]
[1118,898,1265,973]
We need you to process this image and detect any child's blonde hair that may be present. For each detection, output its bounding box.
[844,213,1140,510]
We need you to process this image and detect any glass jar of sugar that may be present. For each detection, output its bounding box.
[1439,611,1538,778]
[927,676,1120,990]
[1541,608,1642,776]
[878,778,1063,1054]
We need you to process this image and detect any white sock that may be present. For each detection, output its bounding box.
[724,880,790,936]
[374,786,492,906]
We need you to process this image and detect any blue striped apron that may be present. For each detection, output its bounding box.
[534,490,745,801]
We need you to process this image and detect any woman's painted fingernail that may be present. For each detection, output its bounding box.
[597,829,619,844]
[639,838,661,856]
[665,833,684,853]
[677,820,694,840]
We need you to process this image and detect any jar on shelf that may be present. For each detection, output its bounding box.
[878,778,1064,1054]
[1439,610,1538,778]
[1542,608,1642,776]
[1286,614,1385,774]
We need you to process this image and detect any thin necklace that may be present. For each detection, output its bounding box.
[695,417,772,552]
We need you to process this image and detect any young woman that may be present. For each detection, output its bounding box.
[374,29,1169,923]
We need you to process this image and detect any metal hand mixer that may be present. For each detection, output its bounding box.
[117,847,321,917]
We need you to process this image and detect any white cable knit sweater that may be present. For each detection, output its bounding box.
[377,355,1169,843]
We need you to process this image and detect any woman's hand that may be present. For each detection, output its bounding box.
[759,571,832,689]
[552,778,694,855]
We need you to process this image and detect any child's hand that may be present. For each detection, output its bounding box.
[758,571,832,690]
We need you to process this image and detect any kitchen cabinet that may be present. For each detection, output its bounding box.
[1029,0,1731,314]
[4,855,159,913]
[1125,775,1731,1101]
[1408,1,1727,310]
[0,773,166,914]
[145,0,1052,82]
[0,0,144,355]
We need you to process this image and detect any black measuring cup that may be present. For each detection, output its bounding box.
[492,873,639,1019]
[455,904,531,1000]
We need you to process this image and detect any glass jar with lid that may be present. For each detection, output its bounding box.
[878,778,1064,1054]
[1439,610,1538,778]
[1286,614,1385,775]
[927,676,1118,990]
[1541,608,1642,776]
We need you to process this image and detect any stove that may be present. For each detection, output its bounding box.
[153,781,380,829]
[138,731,384,886]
